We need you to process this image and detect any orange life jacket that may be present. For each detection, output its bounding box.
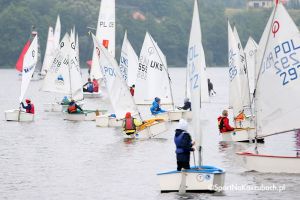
[68,105,77,113]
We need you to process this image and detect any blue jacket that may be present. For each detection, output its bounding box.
[150,101,166,115]
[87,83,93,93]
[174,129,193,162]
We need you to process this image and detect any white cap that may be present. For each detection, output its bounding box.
[177,119,188,131]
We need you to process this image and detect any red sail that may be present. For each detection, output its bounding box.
[16,40,31,72]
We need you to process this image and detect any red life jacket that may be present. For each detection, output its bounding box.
[68,105,77,113]
[130,88,134,96]
[124,118,136,130]
[93,80,99,92]
[27,103,35,114]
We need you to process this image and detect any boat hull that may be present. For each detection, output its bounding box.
[96,115,123,127]
[154,110,188,122]
[83,92,103,98]
[64,110,97,121]
[157,166,225,193]
[136,120,168,138]
[182,111,192,120]
[221,128,256,142]
[5,109,34,122]
[237,152,300,173]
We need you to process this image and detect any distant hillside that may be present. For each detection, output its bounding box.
[0,0,298,68]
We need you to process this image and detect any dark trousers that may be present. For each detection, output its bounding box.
[177,161,190,171]
[83,88,92,93]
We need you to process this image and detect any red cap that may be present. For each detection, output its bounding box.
[125,112,131,118]
[25,99,31,103]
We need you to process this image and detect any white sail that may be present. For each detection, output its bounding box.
[90,0,115,80]
[119,31,139,86]
[255,3,300,137]
[19,36,38,102]
[244,37,258,95]
[188,0,209,104]
[54,15,61,49]
[228,22,243,117]
[188,0,206,149]
[41,27,55,75]
[69,31,83,101]
[135,32,173,105]
[42,33,71,95]
[92,34,138,118]
[233,27,251,108]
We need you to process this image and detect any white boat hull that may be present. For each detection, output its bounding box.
[64,111,96,121]
[136,121,168,138]
[157,166,225,192]
[44,102,84,112]
[83,92,103,98]
[5,109,34,122]
[96,115,123,127]
[237,152,300,173]
[182,111,192,120]
[154,110,187,122]
[221,128,256,142]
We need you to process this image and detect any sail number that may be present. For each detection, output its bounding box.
[120,56,128,81]
[188,45,199,89]
[228,49,238,81]
[262,39,300,86]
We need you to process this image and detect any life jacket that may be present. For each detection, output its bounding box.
[174,132,186,154]
[93,81,99,92]
[68,103,77,113]
[124,118,136,131]
[235,112,245,122]
[27,103,35,114]
[218,117,225,132]
[130,88,134,96]
[87,83,93,93]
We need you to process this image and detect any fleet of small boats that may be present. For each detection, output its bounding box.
[4,0,300,196]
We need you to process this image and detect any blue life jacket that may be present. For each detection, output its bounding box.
[174,132,186,154]
[87,83,94,92]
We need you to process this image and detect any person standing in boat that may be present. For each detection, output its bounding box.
[20,99,35,114]
[177,98,191,111]
[130,84,135,96]
[218,110,234,133]
[92,78,99,93]
[208,79,216,96]
[67,100,83,114]
[123,112,142,136]
[150,97,166,115]
[174,119,195,171]
[83,78,94,93]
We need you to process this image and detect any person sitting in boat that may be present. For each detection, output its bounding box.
[83,78,94,93]
[123,112,142,136]
[67,100,83,114]
[130,84,135,96]
[177,98,191,111]
[92,78,99,93]
[218,110,234,133]
[150,97,166,115]
[175,119,195,171]
[61,96,70,105]
[21,99,35,114]
[208,79,216,96]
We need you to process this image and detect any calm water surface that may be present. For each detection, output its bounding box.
[0,68,299,200]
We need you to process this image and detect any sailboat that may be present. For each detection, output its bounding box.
[157,0,225,192]
[119,31,139,87]
[237,1,300,173]
[5,36,38,122]
[222,22,257,142]
[88,0,115,98]
[135,32,184,121]
[92,34,168,136]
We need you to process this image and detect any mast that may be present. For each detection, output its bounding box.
[253,3,279,142]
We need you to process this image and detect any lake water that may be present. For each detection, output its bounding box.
[0,68,299,200]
